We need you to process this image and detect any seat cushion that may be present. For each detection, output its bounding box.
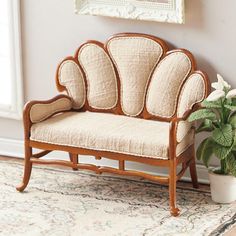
[30,112,194,159]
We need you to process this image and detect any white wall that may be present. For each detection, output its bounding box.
[0,0,236,180]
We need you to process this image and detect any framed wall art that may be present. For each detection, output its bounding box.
[75,0,185,24]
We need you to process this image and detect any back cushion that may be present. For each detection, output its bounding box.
[107,36,164,116]
[56,35,207,121]
[177,73,206,142]
[58,60,86,109]
[146,52,192,118]
[177,73,206,117]
[78,43,118,109]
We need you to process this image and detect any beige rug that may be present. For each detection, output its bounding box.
[0,160,235,236]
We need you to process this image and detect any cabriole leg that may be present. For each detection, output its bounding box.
[16,143,33,192]
[69,153,78,171]
[169,160,180,217]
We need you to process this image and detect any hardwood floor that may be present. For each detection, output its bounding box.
[1,155,235,235]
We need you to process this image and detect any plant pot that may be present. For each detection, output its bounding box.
[209,169,236,204]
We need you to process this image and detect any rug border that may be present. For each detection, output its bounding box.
[209,213,236,236]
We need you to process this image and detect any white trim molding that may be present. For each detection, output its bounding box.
[0,0,24,120]
[75,0,185,24]
[0,137,24,158]
[0,137,210,184]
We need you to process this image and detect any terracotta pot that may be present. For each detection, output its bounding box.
[209,169,236,204]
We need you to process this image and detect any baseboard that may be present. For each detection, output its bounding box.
[0,137,210,184]
[0,137,24,158]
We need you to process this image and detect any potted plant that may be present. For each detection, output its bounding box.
[188,74,236,203]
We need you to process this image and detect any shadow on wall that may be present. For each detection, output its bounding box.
[185,0,216,84]
[195,55,216,84]
[185,0,205,29]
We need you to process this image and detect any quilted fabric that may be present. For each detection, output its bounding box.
[176,73,206,142]
[30,97,72,124]
[177,73,206,117]
[78,43,118,109]
[58,60,86,109]
[107,36,164,116]
[51,35,209,157]
[30,111,194,159]
[146,52,192,118]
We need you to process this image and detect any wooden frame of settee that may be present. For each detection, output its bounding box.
[16,33,210,217]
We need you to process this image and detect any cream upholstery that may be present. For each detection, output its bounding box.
[146,52,192,118]
[78,43,118,109]
[176,73,206,142]
[107,36,164,116]
[30,112,194,159]
[30,97,72,124]
[32,35,208,161]
[58,60,86,109]
[177,73,206,117]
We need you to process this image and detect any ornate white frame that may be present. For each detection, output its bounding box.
[75,0,185,24]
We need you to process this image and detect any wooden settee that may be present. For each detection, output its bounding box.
[17,33,209,216]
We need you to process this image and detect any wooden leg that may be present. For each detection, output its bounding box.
[119,160,125,171]
[69,153,78,171]
[189,155,199,189]
[16,143,32,192]
[169,160,180,217]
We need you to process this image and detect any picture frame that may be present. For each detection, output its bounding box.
[75,0,185,24]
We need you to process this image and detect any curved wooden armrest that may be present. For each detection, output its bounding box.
[23,95,72,139]
[24,94,72,123]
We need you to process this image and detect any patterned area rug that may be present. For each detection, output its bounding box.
[0,160,235,236]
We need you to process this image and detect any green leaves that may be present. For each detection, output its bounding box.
[196,138,214,167]
[196,134,235,170]
[188,109,216,122]
[212,124,233,147]
[213,144,233,160]
[229,114,236,129]
[226,154,236,177]
[196,119,214,133]
[201,100,221,109]
[231,98,236,106]
[224,104,236,111]
[192,95,236,176]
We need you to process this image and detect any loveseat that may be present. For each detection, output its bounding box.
[17,33,209,216]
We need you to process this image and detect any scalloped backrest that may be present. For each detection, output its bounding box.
[56,33,209,120]
[57,59,86,109]
[78,42,118,110]
[146,50,193,118]
[107,35,165,116]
